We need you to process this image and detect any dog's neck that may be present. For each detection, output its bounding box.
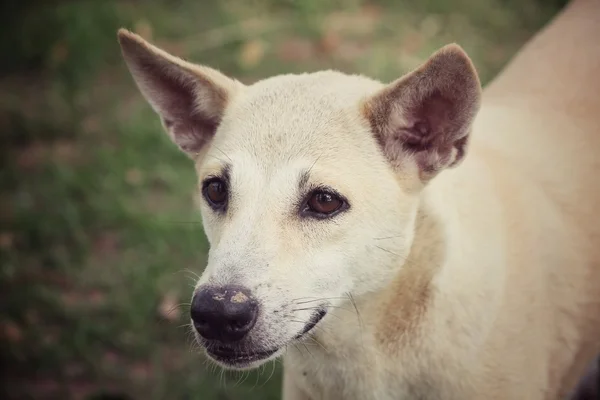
[329,148,506,352]
[376,143,508,348]
[370,192,447,346]
[309,192,451,363]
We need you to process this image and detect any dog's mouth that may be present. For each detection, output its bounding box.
[203,307,328,368]
[294,308,327,339]
[206,344,280,366]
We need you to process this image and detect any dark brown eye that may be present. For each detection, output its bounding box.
[306,191,344,216]
[203,178,228,209]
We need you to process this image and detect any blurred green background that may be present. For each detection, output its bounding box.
[0,0,567,399]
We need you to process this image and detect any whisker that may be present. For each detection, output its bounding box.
[167,302,191,313]
[252,364,263,390]
[372,244,420,270]
[306,155,323,176]
[212,143,233,164]
[238,371,247,387]
[293,296,349,305]
[347,292,365,351]
[302,342,314,358]
[291,305,353,313]
[292,343,303,359]
[233,371,243,386]
[171,270,200,287]
[259,361,277,388]
[374,245,401,257]
[306,336,328,353]
[373,235,404,240]
[291,310,344,321]
[220,367,226,388]
[164,221,205,225]
[182,268,202,281]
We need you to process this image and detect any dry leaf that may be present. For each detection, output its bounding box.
[16,143,46,169]
[361,3,382,19]
[25,310,39,324]
[93,231,120,255]
[486,46,508,64]
[65,363,85,378]
[103,350,120,365]
[158,292,181,322]
[400,30,425,56]
[420,15,441,38]
[81,115,101,134]
[2,320,22,343]
[134,19,153,40]
[157,40,186,56]
[276,37,314,63]
[317,30,341,55]
[61,292,78,307]
[88,289,106,306]
[51,41,69,65]
[52,140,80,164]
[126,168,143,185]
[335,41,368,62]
[324,10,379,37]
[397,50,426,72]
[132,362,152,381]
[0,232,14,249]
[239,39,266,68]
[43,332,58,345]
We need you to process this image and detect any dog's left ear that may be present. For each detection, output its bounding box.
[363,44,481,181]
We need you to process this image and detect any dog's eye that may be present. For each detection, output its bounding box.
[203,178,228,209]
[303,190,347,218]
[308,192,341,214]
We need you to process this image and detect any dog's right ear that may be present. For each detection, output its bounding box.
[117,29,244,157]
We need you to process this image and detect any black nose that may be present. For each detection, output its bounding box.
[190,285,258,343]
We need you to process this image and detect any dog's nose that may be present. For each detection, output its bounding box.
[190,285,258,343]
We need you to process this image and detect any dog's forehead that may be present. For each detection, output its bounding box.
[244,70,382,110]
[208,71,384,172]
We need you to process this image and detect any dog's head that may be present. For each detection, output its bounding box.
[118,29,481,370]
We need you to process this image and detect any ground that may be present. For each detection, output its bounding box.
[0,0,565,399]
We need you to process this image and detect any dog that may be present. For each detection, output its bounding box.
[568,357,599,399]
[117,0,600,398]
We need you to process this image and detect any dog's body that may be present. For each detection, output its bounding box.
[284,1,600,399]
[118,0,600,398]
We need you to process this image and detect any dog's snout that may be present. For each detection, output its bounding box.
[191,285,258,343]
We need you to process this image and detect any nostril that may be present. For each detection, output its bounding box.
[194,318,208,327]
[230,316,252,331]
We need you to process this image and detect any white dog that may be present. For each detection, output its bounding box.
[118,0,600,398]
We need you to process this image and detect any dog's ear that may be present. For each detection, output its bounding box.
[117,29,244,157]
[363,44,481,181]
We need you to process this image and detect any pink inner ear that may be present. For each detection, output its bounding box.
[121,42,226,154]
[146,66,221,153]
[168,114,220,154]
[400,87,470,173]
[401,90,456,152]
[371,83,476,176]
[135,54,198,122]
[149,67,220,153]
[364,45,480,178]
[120,31,240,157]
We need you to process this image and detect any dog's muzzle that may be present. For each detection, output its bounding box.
[191,285,258,343]
[191,285,328,368]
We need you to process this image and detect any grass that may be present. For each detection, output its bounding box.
[0,0,565,399]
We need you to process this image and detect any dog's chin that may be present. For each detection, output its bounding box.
[205,345,284,370]
[201,308,328,370]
